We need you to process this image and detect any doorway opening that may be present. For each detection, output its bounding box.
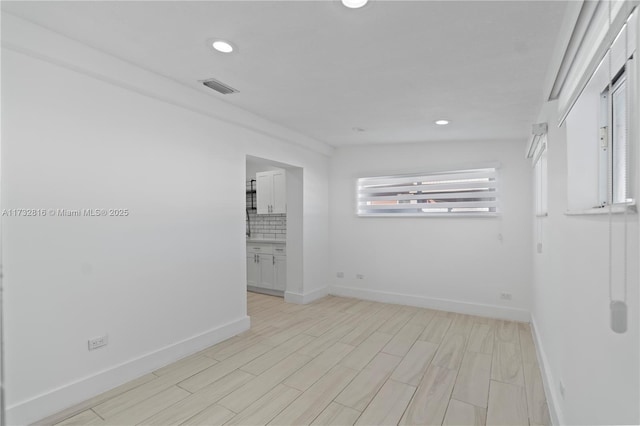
[245,156,303,304]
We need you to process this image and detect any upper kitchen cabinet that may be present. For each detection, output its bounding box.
[257,170,286,214]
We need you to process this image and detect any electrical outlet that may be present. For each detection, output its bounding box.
[537,242,543,253]
[559,380,566,399]
[88,334,108,351]
[356,274,364,279]
[500,292,512,301]
[336,272,344,278]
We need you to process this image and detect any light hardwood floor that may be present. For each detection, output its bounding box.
[42,293,551,426]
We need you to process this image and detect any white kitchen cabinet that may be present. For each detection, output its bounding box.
[256,170,286,214]
[274,255,286,291]
[247,242,285,294]
[258,253,275,289]
[247,254,259,288]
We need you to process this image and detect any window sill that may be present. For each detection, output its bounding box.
[565,203,637,216]
[357,213,500,218]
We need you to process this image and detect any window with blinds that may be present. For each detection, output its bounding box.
[357,168,499,217]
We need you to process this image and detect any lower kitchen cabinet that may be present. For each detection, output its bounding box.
[247,254,259,288]
[247,242,286,295]
[259,253,275,289]
[274,255,286,291]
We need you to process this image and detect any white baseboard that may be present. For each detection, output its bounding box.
[530,315,563,426]
[8,316,250,426]
[329,285,530,322]
[284,287,328,304]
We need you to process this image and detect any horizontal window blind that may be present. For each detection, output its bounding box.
[357,168,498,217]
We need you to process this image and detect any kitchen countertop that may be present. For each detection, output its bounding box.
[246,238,286,244]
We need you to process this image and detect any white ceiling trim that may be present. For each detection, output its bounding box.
[0,1,568,147]
[1,13,335,157]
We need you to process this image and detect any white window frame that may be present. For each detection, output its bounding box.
[356,167,499,217]
[564,8,637,215]
[532,137,548,217]
[599,68,631,207]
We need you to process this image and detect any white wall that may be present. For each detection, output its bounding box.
[531,104,639,425]
[529,5,640,424]
[245,160,283,180]
[328,140,532,321]
[2,15,331,425]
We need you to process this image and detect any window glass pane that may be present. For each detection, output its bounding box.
[611,79,627,203]
[357,168,498,216]
[540,150,548,214]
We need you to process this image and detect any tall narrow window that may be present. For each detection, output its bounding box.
[600,69,630,206]
[357,167,498,217]
[532,137,548,216]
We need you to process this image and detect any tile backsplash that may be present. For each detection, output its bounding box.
[247,179,286,240]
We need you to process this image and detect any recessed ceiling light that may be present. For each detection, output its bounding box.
[342,0,368,9]
[435,119,450,126]
[212,40,234,53]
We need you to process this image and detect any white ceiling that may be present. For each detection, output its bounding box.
[2,1,568,147]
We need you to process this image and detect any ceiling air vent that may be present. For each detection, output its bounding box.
[201,78,239,95]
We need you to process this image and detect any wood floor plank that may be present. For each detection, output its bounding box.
[140,370,255,425]
[44,374,157,426]
[340,315,389,347]
[523,362,551,426]
[93,374,189,419]
[304,312,352,337]
[334,352,402,411]
[519,329,538,365]
[449,314,475,336]
[432,332,467,370]
[377,308,415,335]
[452,351,492,408]
[219,352,312,413]
[467,323,495,354]
[269,365,359,425]
[530,402,551,426]
[443,399,487,426]
[41,293,551,426]
[381,323,424,357]
[226,384,301,426]
[339,332,393,371]
[355,379,416,426]
[390,340,438,386]
[298,323,356,358]
[210,328,281,361]
[311,402,361,426]
[153,356,218,380]
[179,405,235,426]
[495,320,520,344]
[491,341,525,386]
[343,300,376,315]
[486,380,528,425]
[178,343,272,393]
[419,316,452,344]
[268,312,307,328]
[469,316,496,325]
[191,369,255,403]
[284,342,354,391]
[407,308,436,327]
[518,322,532,333]
[262,317,321,346]
[240,333,315,375]
[107,386,189,425]
[399,365,457,425]
[200,336,243,357]
[54,410,104,426]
